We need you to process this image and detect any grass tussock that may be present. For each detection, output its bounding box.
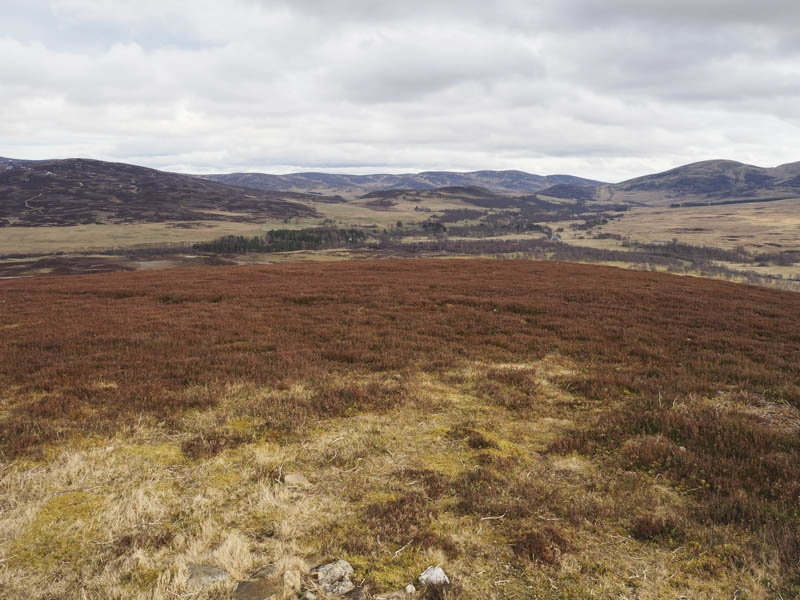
[511,525,570,565]
[474,366,542,411]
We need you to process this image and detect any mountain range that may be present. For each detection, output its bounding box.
[198,160,800,207]
[197,170,603,198]
[1,156,799,228]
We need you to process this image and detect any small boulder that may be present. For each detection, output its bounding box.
[187,564,230,587]
[251,564,279,579]
[345,586,367,600]
[405,584,417,594]
[418,566,449,587]
[234,579,281,600]
[284,473,313,488]
[311,560,355,596]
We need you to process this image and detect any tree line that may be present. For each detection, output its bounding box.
[192,227,369,253]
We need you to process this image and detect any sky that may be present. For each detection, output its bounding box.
[1,0,799,182]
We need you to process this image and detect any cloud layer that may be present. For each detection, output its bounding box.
[1,0,799,181]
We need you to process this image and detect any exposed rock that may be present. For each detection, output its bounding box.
[344,587,367,600]
[284,473,313,488]
[405,584,417,594]
[303,592,318,600]
[251,564,279,579]
[187,564,230,587]
[234,579,281,600]
[418,566,450,587]
[311,560,355,596]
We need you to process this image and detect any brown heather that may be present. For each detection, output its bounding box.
[1,258,799,598]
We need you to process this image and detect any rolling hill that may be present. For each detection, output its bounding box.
[592,159,800,207]
[199,159,800,209]
[198,169,604,198]
[0,158,321,227]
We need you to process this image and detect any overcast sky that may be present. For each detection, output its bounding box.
[1,0,799,181]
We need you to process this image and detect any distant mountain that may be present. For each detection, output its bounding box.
[0,158,320,227]
[197,169,605,198]
[536,160,800,207]
[595,160,800,207]
[536,183,598,202]
[360,185,497,200]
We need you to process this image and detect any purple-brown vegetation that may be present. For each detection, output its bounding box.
[1,259,799,583]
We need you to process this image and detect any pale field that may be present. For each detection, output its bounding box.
[1,357,789,599]
[548,208,800,284]
[311,196,481,228]
[397,232,548,244]
[0,222,271,255]
[600,199,800,252]
[0,196,474,255]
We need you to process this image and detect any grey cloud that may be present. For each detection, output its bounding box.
[325,27,543,103]
[0,0,799,181]
[548,0,800,29]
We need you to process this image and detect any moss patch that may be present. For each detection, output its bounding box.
[10,491,106,570]
[118,443,185,465]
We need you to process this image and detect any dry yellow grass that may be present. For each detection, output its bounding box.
[0,222,271,255]
[1,355,793,599]
[0,195,469,255]
[600,199,800,252]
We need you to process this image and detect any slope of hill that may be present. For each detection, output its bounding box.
[536,183,598,202]
[359,185,503,204]
[1,260,798,599]
[198,169,605,198]
[0,158,321,226]
[595,159,800,207]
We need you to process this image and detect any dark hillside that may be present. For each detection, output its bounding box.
[0,158,320,226]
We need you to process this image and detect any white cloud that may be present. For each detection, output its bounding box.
[0,0,798,181]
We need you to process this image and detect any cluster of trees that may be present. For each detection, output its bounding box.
[377,236,796,289]
[623,239,800,266]
[571,217,610,230]
[193,227,369,253]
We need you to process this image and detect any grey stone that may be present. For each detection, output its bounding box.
[345,587,367,600]
[375,592,405,600]
[311,560,355,596]
[405,584,417,594]
[251,563,279,579]
[187,564,230,587]
[234,579,281,600]
[303,593,318,600]
[284,473,312,488]
[418,566,449,587]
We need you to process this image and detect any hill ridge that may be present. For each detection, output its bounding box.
[196,169,605,197]
[0,157,321,226]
